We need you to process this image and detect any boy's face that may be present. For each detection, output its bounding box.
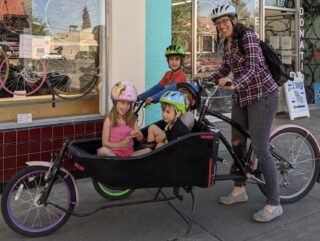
[168,55,182,71]
[161,104,176,124]
[177,87,195,110]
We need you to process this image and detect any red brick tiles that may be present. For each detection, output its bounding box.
[0,120,103,183]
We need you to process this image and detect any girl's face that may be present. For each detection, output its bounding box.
[215,16,234,39]
[161,104,176,124]
[168,55,182,71]
[116,100,132,117]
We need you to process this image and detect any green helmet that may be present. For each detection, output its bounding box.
[160,91,186,114]
[165,45,185,57]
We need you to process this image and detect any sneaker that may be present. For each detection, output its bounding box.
[219,191,248,205]
[253,205,283,222]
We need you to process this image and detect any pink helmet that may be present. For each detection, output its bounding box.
[111,81,137,102]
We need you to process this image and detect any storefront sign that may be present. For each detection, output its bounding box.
[284,72,310,120]
[299,7,304,71]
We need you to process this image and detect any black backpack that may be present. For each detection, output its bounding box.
[237,32,294,86]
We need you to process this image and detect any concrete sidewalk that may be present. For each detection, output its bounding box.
[0,110,320,241]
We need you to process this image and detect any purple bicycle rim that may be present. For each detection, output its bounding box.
[7,169,71,233]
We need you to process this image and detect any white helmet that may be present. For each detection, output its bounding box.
[211,4,237,22]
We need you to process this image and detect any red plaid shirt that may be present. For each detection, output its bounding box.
[204,30,278,108]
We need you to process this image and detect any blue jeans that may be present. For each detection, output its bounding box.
[231,91,280,205]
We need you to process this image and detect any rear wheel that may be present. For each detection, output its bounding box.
[92,178,134,200]
[256,126,320,204]
[1,166,76,237]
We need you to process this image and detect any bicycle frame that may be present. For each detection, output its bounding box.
[196,83,292,184]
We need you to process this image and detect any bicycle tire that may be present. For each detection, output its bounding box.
[46,58,98,99]
[0,58,46,96]
[255,125,320,204]
[92,178,134,200]
[1,166,76,237]
[0,51,9,89]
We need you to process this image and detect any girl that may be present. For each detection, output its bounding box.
[97,82,144,157]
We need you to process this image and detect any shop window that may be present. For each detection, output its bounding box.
[0,0,106,123]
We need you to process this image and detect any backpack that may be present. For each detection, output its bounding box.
[237,32,294,86]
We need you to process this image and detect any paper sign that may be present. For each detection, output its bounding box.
[284,72,310,120]
[17,113,32,124]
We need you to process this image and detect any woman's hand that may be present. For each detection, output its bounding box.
[218,78,235,90]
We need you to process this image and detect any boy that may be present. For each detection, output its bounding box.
[133,91,189,155]
[138,45,187,105]
[176,82,200,131]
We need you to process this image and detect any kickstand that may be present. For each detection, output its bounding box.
[159,187,196,237]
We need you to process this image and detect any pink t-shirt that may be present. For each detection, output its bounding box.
[109,122,134,157]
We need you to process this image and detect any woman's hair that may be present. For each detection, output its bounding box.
[109,103,136,128]
[232,21,253,40]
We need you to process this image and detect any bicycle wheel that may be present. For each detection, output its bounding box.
[0,51,9,90]
[46,59,98,99]
[0,0,29,34]
[0,58,46,96]
[92,178,134,200]
[256,126,320,204]
[1,166,76,237]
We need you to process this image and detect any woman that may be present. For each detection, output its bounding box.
[203,4,282,222]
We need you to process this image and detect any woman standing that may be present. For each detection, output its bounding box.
[203,4,282,222]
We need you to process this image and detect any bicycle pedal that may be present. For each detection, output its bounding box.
[246,173,265,185]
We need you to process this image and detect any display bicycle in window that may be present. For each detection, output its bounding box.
[0,44,99,100]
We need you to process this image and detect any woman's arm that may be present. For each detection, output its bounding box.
[202,51,231,83]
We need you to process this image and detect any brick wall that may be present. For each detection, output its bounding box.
[0,120,104,184]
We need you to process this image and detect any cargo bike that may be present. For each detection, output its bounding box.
[2,81,320,237]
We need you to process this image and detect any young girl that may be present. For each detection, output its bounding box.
[97,82,144,157]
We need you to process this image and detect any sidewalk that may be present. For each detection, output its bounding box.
[0,110,320,241]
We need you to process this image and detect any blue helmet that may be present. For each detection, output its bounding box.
[176,82,200,110]
[160,91,186,114]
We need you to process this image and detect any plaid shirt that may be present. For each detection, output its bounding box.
[203,30,278,108]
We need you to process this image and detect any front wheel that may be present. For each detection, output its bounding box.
[256,126,320,204]
[1,166,76,237]
[92,178,134,200]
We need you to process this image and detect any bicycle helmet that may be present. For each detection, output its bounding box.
[165,45,186,57]
[177,82,200,110]
[111,81,137,102]
[160,91,186,114]
[211,4,237,22]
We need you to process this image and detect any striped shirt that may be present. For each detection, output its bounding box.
[203,30,278,108]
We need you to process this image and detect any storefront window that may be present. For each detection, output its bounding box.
[0,0,105,123]
[171,0,192,77]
